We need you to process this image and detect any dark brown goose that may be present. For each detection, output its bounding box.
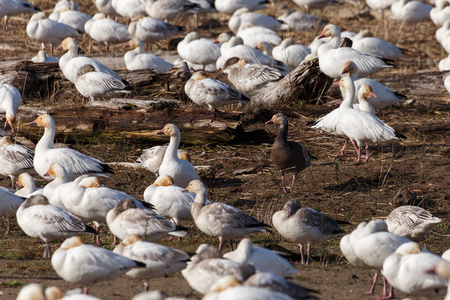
[266,113,312,193]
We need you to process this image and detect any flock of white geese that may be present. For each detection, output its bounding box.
[0,0,449,298]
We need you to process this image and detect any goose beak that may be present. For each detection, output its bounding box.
[156,128,165,134]
[265,119,274,124]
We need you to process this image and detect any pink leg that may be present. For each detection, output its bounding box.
[4,16,8,31]
[306,243,311,265]
[363,272,378,295]
[299,244,305,264]
[350,140,363,165]
[83,287,89,294]
[3,119,7,130]
[110,235,118,246]
[290,175,297,193]
[106,44,110,52]
[363,145,370,162]
[281,175,289,193]
[337,138,349,156]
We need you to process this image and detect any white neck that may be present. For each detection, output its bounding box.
[340,79,355,109]
[36,121,55,153]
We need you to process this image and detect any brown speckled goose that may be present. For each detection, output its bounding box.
[185,180,270,251]
[266,113,312,193]
[272,199,345,264]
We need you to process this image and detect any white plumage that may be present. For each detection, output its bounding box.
[177,31,221,69]
[85,13,132,51]
[124,37,173,73]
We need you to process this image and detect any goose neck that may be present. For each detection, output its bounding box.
[340,80,355,109]
[166,132,181,160]
[36,122,56,152]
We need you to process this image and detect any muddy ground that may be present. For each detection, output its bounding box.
[0,0,449,299]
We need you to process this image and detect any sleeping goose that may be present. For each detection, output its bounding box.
[124,37,173,73]
[265,113,312,193]
[185,180,270,251]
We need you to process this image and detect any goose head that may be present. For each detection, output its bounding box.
[29,113,54,129]
[60,236,84,250]
[0,136,13,147]
[394,242,422,256]
[121,234,143,246]
[78,176,101,188]
[341,61,358,76]
[114,198,138,214]
[17,173,34,189]
[213,32,231,44]
[283,198,302,216]
[153,175,174,186]
[44,286,65,300]
[183,179,207,195]
[317,24,340,40]
[156,123,180,137]
[44,162,68,179]
[222,57,240,70]
[358,84,377,100]
[124,37,144,52]
[191,71,208,81]
[22,194,49,209]
[57,37,77,51]
[265,113,287,126]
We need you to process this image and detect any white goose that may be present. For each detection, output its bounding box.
[272,199,345,264]
[177,32,221,69]
[14,172,43,198]
[31,49,59,63]
[29,114,113,180]
[349,219,411,298]
[113,234,190,291]
[341,61,405,110]
[0,136,35,186]
[124,37,173,73]
[215,0,269,14]
[145,0,206,21]
[277,9,323,31]
[439,55,450,71]
[111,0,147,19]
[383,242,448,296]
[431,260,450,299]
[185,71,250,111]
[229,8,281,34]
[53,0,79,12]
[391,0,432,33]
[128,16,184,45]
[85,13,132,51]
[0,0,40,31]
[292,0,335,13]
[317,24,393,79]
[272,38,311,70]
[16,194,95,258]
[214,33,287,72]
[95,0,119,17]
[351,30,403,61]
[181,244,254,294]
[26,12,79,55]
[137,145,190,174]
[236,22,281,48]
[436,20,450,44]
[48,9,92,33]
[0,187,24,217]
[42,162,71,210]
[143,175,197,225]
[58,37,123,84]
[185,180,270,251]
[156,124,199,188]
[386,205,442,239]
[106,198,187,242]
[74,64,130,102]
[0,83,22,133]
[223,238,298,277]
[51,236,145,294]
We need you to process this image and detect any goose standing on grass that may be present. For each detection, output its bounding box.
[27,12,80,55]
[137,145,190,174]
[0,0,40,31]
[349,219,411,298]
[223,57,282,99]
[337,76,399,164]
[265,113,312,193]
[272,199,345,265]
[223,238,298,277]
[0,136,35,187]
[229,8,282,34]
[31,49,59,63]
[143,175,198,226]
[29,114,114,180]
[272,38,311,70]
[106,198,187,242]
[16,194,96,258]
[85,13,132,52]
[74,64,131,102]
[113,234,190,291]
[382,242,448,296]
[185,71,250,111]
[58,37,124,84]
[124,37,173,73]
[182,244,255,294]
[128,16,184,45]
[185,180,270,251]
[14,172,43,198]
[340,61,405,110]
[386,205,442,239]
[0,83,22,133]
[391,0,432,34]
[51,236,146,294]
[177,32,221,70]
[156,124,199,188]
[316,24,393,79]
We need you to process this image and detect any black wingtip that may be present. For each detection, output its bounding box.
[394,91,407,100]
[85,225,97,234]
[139,200,155,210]
[395,131,407,139]
[383,57,396,67]
[101,163,115,175]
[176,225,190,232]
[134,260,147,268]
